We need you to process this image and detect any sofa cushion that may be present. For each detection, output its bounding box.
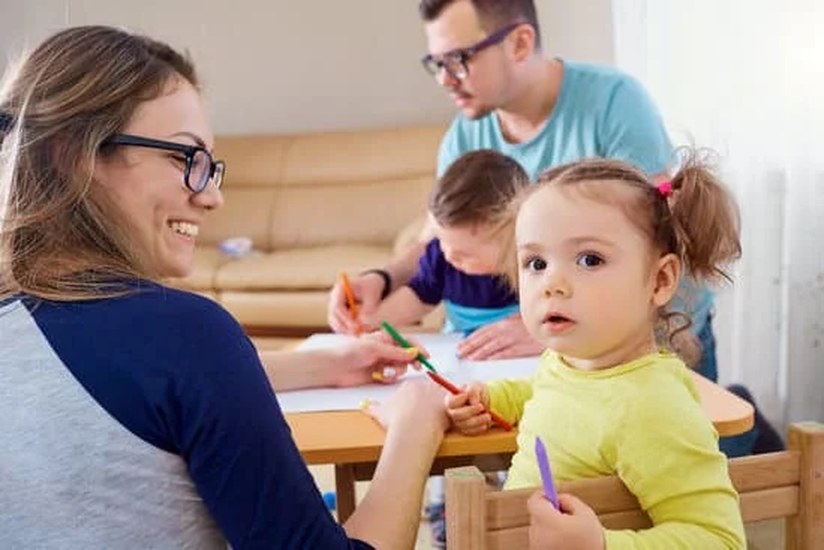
[279,126,444,185]
[199,188,275,248]
[269,176,431,249]
[220,290,331,327]
[214,244,393,290]
[176,248,232,290]
[221,291,446,330]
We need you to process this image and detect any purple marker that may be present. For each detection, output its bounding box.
[535,436,558,509]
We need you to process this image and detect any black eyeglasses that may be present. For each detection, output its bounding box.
[101,134,225,194]
[421,23,523,81]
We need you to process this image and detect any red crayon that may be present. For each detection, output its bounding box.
[426,371,513,431]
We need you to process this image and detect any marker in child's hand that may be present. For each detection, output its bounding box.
[535,436,558,509]
[426,370,513,431]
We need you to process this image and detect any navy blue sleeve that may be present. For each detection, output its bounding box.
[33,285,373,550]
[407,239,447,305]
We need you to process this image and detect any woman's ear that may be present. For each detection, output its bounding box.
[652,253,681,307]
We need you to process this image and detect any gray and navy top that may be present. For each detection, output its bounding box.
[408,239,519,333]
[0,282,372,549]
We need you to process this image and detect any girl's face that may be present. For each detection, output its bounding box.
[515,184,680,371]
[432,214,508,276]
[93,77,223,279]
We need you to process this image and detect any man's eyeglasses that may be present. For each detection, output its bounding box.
[102,134,225,194]
[421,23,523,81]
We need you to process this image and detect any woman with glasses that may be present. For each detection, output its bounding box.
[0,25,448,549]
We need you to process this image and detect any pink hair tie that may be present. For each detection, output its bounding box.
[657,180,673,198]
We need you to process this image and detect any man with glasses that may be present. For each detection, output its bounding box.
[330,0,685,363]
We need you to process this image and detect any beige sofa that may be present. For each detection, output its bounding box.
[174,124,446,335]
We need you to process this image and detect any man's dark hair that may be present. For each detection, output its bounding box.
[419,0,541,48]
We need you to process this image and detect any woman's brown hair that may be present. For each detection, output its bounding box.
[0,25,197,301]
[523,150,742,365]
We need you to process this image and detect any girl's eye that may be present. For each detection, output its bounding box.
[524,256,547,272]
[577,253,605,268]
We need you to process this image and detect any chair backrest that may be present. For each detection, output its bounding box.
[445,422,824,550]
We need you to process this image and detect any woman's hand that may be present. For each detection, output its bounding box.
[528,491,605,550]
[365,378,450,435]
[444,381,492,435]
[332,331,426,387]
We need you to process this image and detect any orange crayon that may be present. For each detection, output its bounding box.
[339,272,362,335]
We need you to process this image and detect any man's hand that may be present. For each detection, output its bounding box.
[328,272,386,334]
[457,313,544,360]
[528,491,605,550]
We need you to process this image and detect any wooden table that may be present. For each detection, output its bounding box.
[285,371,755,522]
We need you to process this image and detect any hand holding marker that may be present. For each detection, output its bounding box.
[535,436,558,509]
[339,272,363,336]
[380,321,513,431]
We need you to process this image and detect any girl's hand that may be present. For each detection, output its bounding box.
[444,382,491,435]
[527,491,605,550]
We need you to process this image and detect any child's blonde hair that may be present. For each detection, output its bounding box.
[515,149,742,365]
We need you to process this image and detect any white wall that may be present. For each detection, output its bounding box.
[0,0,614,135]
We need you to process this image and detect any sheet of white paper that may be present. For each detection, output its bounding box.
[276,333,540,413]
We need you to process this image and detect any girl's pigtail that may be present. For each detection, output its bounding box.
[668,148,741,283]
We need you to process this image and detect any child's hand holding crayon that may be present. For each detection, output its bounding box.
[445,381,493,436]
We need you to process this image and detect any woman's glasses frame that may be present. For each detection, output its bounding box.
[102,134,225,194]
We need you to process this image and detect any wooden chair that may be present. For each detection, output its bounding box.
[445,422,824,549]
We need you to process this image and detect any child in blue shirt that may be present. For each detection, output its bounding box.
[375,149,537,357]
[374,149,538,541]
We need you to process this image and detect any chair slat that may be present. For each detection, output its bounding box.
[486,526,527,550]
[740,486,800,523]
[729,451,800,492]
[599,509,653,530]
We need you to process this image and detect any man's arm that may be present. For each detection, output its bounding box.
[383,218,436,293]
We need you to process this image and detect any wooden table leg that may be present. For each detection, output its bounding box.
[335,463,357,522]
